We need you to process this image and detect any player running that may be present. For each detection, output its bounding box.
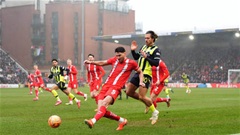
[126,30,160,125]
[85,54,105,105]
[162,77,174,99]
[48,59,81,108]
[145,60,171,114]
[84,47,144,131]
[65,59,87,105]
[182,72,191,93]
[27,72,35,95]
[33,65,53,101]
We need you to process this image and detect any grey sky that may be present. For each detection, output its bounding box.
[128,0,240,33]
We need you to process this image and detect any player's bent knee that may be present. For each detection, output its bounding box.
[126,90,134,96]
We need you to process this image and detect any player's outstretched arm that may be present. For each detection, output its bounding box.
[84,60,108,66]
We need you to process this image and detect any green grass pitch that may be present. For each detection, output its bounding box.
[0,87,239,135]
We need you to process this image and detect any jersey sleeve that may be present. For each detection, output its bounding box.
[48,69,53,79]
[145,48,161,67]
[36,70,41,76]
[107,57,116,65]
[160,61,170,82]
[71,66,77,75]
[60,66,69,76]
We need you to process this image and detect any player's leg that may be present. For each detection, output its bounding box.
[28,82,33,94]
[61,83,81,108]
[153,84,171,107]
[104,110,127,131]
[85,87,127,130]
[50,84,62,106]
[185,82,191,93]
[170,87,174,93]
[118,91,122,100]
[73,88,87,101]
[84,86,109,128]
[101,90,128,131]
[126,74,140,100]
[164,86,170,98]
[63,90,81,108]
[39,87,43,93]
[126,83,139,99]
[33,85,39,100]
[104,88,127,130]
[187,82,191,93]
[89,82,98,104]
[145,85,156,114]
[150,84,162,108]
[65,87,73,105]
[138,86,159,124]
[38,83,51,92]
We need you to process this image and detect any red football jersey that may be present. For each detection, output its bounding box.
[35,69,44,83]
[104,57,139,88]
[68,65,78,82]
[28,74,35,83]
[152,60,170,84]
[86,64,105,82]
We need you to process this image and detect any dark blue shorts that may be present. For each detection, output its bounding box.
[130,73,152,89]
[56,81,67,91]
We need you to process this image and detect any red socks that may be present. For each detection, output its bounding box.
[35,90,39,97]
[156,97,168,103]
[77,91,84,96]
[94,106,106,121]
[104,110,120,121]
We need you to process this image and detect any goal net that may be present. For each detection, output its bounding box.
[228,69,240,88]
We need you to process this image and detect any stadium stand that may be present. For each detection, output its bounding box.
[165,44,240,83]
[0,48,28,84]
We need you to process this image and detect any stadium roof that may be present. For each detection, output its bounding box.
[92,28,240,46]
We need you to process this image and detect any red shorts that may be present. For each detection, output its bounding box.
[97,84,121,105]
[29,82,35,87]
[35,82,44,88]
[150,83,164,95]
[89,79,102,92]
[68,81,78,89]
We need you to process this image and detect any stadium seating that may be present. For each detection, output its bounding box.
[0,49,28,84]
[163,44,240,83]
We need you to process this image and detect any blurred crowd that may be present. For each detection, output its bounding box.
[162,44,240,83]
[0,49,28,84]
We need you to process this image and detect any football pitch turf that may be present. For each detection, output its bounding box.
[0,87,239,135]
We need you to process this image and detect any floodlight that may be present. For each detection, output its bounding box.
[114,40,119,43]
[189,35,194,40]
[235,32,240,38]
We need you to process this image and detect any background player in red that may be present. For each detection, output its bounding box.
[85,54,105,104]
[33,64,52,101]
[65,59,87,105]
[27,72,35,95]
[146,59,171,114]
[84,47,144,131]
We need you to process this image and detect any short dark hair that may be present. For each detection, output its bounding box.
[52,59,58,62]
[88,54,94,57]
[146,30,158,42]
[115,47,125,53]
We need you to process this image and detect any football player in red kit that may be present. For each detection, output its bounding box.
[65,59,87,105]
[85,54,105,104]
[27,72,35,95]
[33,65,51,101]
[84,47,144,131]
[145,59,171,114]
